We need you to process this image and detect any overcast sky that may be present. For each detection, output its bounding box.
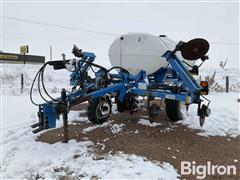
[0,1,239,68]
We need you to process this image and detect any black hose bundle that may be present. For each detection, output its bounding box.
[30,62,61,106]
[30,59,130,106]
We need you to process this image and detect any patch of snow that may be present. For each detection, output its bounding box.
[134,129,139,134]
[82,121,112,133]
[181,92,240,137]
[1,95,38,130]
[110,123,125,134]
[0,64,70,94]
[1,94,180,179]
[111,104,119,114]
[103,138,109,142]
[2,65,239,178]
[96,142,106,151]
[138,119,161,127]
[164,127,174,132]
[68,111,89,124]
[199,68,240,92]
[102,155,179,179]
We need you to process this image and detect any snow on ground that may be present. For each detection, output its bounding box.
[1,64,239,178]
[67,110,89,125]
[199,67,240,92]
[110,123,125,134]
[181,92,240,137]
[111,103,119,114]
[0,94,179,179]
[1,95,38,130]
[138,119,161,127]
[136,92,239,137]
[82,121,112,134]
[0,64,70,94]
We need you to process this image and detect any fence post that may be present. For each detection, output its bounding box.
[20,73,24,94]
[226,76,229,93]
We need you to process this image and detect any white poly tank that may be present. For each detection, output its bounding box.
[108,33,195,75]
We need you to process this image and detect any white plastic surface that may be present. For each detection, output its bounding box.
[108,33,195,75]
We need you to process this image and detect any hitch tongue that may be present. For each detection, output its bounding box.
[32,127,43,134]
[31,122,41,129]
[31,111,44,134]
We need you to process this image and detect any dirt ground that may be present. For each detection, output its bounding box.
[38,102,240,180]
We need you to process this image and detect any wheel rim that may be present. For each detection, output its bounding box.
[96,100,111,119]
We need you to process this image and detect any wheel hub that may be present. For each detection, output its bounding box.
[96,99,111,119]
[100,102,110,116]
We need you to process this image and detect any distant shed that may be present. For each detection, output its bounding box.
[0,52,45,64]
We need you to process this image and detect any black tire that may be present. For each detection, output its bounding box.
[165,99,183,122]
[115,93,139,113]
[87,96,112,124]
[116,100,126,113]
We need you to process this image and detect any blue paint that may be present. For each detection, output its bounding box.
[34,49,204,132]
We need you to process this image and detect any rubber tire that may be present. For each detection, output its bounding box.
[116,100,126,113]
[115,93,138,113]
[165,99,183,122]
[87,97,112,124]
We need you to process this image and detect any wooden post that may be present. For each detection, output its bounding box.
[226,76,229,93]
[23,53,26,64]
[20,73,24,94]
[61,89,69,143]
[63,108,69,143]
